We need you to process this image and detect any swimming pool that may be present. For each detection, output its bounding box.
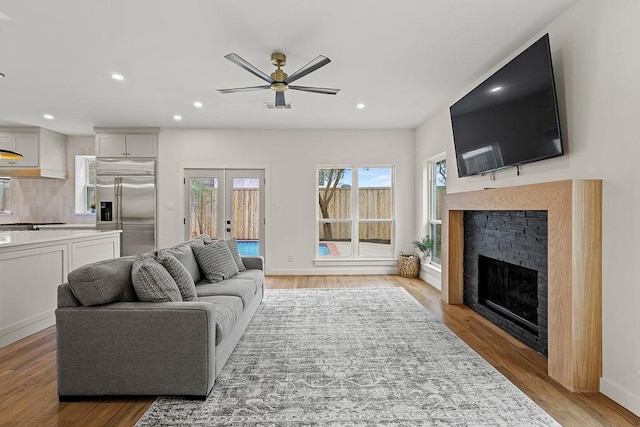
[236,241,331,256]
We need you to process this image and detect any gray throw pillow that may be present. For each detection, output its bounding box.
[225,238,247,272]
[192,241,239,283]
[156,250,198,301]
[131,254,183,302]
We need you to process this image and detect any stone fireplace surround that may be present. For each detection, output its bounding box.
[463,210,549,356]
[442,180,602,392]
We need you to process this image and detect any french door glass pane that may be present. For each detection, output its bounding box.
[359,221,392,257]
[318,221,352,257]
[190,177,218,239]
[232,178,260,256]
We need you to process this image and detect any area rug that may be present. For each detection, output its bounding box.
[136,288,559,426]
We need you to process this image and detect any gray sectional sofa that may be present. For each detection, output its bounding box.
[55,236,264,400]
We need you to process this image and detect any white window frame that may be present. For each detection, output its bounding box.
[315,165,396,265]
[426,153,447,268]
[75,155,96,214]
[0,178,10,215]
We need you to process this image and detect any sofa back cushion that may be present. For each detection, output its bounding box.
[67,256,137,306]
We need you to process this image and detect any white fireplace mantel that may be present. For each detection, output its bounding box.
[442,179,602,392]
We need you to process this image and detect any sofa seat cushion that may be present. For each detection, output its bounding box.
[195,279,257,308]
[234,269,264,288]
[199,295,243,345]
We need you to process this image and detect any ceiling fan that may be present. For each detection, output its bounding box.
[217,52,340,108]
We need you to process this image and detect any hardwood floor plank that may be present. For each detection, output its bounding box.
[0,275,637,426]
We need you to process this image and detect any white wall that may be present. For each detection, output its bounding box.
[158,128,415,275]
[414,0,640,415]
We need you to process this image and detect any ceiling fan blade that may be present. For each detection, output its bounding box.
[288,85,340,95]
[285,55,331,84]
[275,91,285,107]
[224,53,274,84]
[217,85,271,94]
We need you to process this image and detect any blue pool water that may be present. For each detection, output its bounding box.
[319,243,330,256]
[237,240,260,256]
[237,241,331,256]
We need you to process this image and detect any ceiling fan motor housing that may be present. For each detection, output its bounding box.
[270,52,288,91]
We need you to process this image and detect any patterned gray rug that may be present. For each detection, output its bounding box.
[136,288,559,426]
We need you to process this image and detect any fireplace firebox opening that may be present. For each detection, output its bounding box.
[478,255,539,335]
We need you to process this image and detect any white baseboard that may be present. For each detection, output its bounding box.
[269,266,398,275]
[0,311,55,349]
[420,263,442,290]
[600,377,640,417]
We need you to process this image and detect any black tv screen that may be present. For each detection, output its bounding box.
[450,34,563,178]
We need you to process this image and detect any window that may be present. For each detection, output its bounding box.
[75,155,96,214]
[0,178,10,214]
[427,155,447,266]
[317,166,394,259]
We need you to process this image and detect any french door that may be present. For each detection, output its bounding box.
[185,169,265,257]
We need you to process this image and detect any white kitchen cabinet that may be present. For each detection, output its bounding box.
[94,128,159,158]
[0,133,39,167]
[0,127,67,178]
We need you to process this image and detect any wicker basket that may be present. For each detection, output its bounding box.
[398,253,420,278]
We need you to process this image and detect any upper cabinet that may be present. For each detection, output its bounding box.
[0,127,67,178]
[94,128,159,158]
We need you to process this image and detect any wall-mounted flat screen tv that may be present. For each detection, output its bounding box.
[450,34,563,178]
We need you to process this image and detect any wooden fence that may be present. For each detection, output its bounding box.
[319,188,392,242]
[190,189,260,240]
[191,187,391,242]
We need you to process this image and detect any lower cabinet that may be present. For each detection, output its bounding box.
[0,232,120,348]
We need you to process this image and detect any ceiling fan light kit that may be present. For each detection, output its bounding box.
[218,52,340,108]
[0,149,23,159]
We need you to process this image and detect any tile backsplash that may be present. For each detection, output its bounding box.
[0,136,96,225]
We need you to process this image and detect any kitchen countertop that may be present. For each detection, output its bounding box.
[34,224,96,230]
[0,230,121,249]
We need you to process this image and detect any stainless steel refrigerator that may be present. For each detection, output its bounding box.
[96,158,156,256]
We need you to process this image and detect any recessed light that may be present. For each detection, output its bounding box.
[356,103,365,109]
[173,115,182,121]
[111,73,124,81]
[0,72,4,79]
[490,86,503,93]
[193,101,203,108]
[43,114,54,120]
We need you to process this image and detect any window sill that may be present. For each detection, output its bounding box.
[314,258,398,267]
[422,261,441,273]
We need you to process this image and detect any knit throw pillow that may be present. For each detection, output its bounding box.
[192,241,239,283]
[131,254,182,302]
[225,238,247,272]
[156,250,198,301]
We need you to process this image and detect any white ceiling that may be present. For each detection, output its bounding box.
[0,0,579,135]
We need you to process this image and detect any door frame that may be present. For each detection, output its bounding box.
[183,168,266,258]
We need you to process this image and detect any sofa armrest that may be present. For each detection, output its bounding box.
[56,301,216,397]
[241,256,264,271]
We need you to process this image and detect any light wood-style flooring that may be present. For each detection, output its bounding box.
[0,275,638,426]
